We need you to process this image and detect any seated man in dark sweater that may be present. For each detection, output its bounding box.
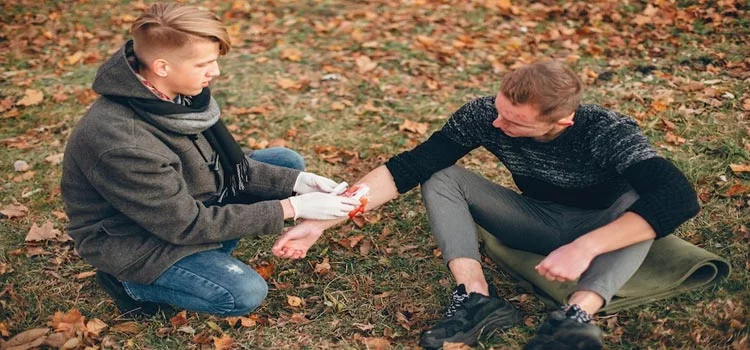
[271,60,699,349]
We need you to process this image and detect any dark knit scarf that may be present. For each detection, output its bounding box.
[114,88,250,203]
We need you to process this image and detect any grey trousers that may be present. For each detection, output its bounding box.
[421,165,653,305]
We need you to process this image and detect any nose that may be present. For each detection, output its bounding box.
[492,115,503,128]
[209,61,220,77]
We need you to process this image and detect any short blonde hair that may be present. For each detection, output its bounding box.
[500,60,583,122]
[131,3,230,61]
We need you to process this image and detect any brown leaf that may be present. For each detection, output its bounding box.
[0,204,29,219]
[239,315,257,328]
[66,51,84,65]
[664,131,686,145]
[225,316,239,327]
[4,328,49,348]
[253,263,275,280]
[14,160,30,172]
[729,164,750,174]
[42,332,67,348]
[315,257,331,275]
[362,336,391,350]
[356,56,378,74]
[85,318,107,336]
[48,309,85,338]
[16,89,44,107]
[725,184,750,197]
[331,101,346,110]
[44,153,64,165]
[25,221,61,242]
[359,239,372,256]
[51,210,68,221]
[213,334,233,350]
[109,321,141,334]
[337,234,365,248]
[75,270,97,280]
[170,310,188,327]
[280,48,302,62]
[743,98,750,111]
[287,295,303,307]
[443,342,473,350]
[399,119,429,135]
[0,263,10,276]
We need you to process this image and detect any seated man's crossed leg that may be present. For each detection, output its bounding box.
[419,165,652,349]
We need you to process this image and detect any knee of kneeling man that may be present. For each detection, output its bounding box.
[232,280,268,314]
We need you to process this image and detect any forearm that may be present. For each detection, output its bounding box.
[573,212,657,256]
[301,165,400,231]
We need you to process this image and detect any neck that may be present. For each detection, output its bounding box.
[533,125,569,142]
[137,68,177,100]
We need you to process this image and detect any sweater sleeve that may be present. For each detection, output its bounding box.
[385,131,474,193]
[623,157,700,238]
[87,147,285,245]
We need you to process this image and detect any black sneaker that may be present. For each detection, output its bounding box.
[95,271,171,317]
[419,285,522,349]
[524,309,603,350]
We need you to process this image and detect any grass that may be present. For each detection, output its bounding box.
[1,0,748,349]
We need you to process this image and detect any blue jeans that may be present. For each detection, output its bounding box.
[122,147,305,316]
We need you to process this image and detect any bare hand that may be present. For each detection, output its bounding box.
[535,242,595,282]
[272,221,325,259]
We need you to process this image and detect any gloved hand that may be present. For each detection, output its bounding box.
[293,172,340,194]
[288,192,362,220]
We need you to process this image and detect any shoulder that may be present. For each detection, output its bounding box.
[445,95,496,127]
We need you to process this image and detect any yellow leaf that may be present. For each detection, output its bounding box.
[287,295,303,307]
[66,51,84,65]
[16,89,44,107]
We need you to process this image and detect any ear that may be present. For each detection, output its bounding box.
[556,112,576,126]
[152,59,170,78]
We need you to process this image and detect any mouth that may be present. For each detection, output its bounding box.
[202,81,211,87]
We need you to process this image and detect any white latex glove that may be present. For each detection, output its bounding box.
[288,192,361,220]
[293,172,340,194]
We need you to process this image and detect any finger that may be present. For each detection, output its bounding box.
[316,177,339,192]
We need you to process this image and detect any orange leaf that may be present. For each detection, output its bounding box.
[253,263,275,280]
[725,184,750,197]
[331,102,346,110]
[280,48,302,62]
[729,164,750,174]
[25,221,61,242]
[239,316,257,328]
[362,336,391,350]
[170,310,188,327]
[16,89,44,107]
[109,321,141,334]
[49,309,85,338]
[75,271,97,280]
[213,334,233,350]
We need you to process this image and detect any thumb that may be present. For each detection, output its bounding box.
[272,233,291,255]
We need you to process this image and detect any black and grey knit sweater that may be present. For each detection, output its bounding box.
[385,96,699,238]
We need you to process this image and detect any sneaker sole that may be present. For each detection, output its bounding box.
[420,306,523,349]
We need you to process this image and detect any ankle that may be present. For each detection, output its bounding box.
[462,281,489,296]
[561,304,593,323]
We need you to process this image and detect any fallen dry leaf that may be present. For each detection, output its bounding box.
[14,160,30,172]
[280,48,302,62]
[399,119,429,135]
[16,89,44,107]
[86,318,107,336]
[665,131,686,145]
[362,336,391,350]
[48,309,85,338]
[240,316,257,328]
[170,310,188,327]
[51,210,68,221]
[109,321,141,334]
[725,184,750,197]
[213,334,233,350]
[287,295,303,307]
[75,270,97,280]
[729,164,750,174]
[743,98,750,111]
[25,221,61,242]
[253,263,275,280]
[356,55,378,74]
[443,341,473,350]
[3,328,49,348]
[0,204,29,219]
[331,101,346,110]
[315,257,331,275]
[44,153,64,165]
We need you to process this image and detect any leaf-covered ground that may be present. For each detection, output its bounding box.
[1,0,748,349]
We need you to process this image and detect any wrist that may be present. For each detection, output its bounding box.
[572,235,602,259]
[280,199,295,220]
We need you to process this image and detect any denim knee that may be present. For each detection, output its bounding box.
[249,147,306,171]
[213,273,268,317]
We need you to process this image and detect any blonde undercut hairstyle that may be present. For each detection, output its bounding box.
[131,3,230,62]
[500,60,583,122]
